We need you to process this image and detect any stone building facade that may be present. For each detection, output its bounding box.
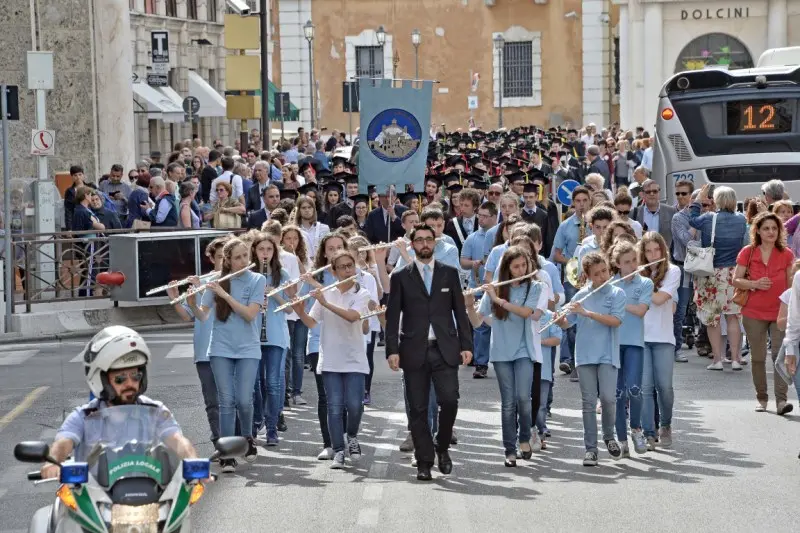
[267,0,621,136]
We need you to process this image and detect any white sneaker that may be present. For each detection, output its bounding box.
[411,457,418,467]
[620,441,630,458]
[631,429,647,454]
[723,357,732,365]
[256,425,267,438]
[731,361,743,371]
[740,355,749,366]
[317,447,334,460]
[293,395,308,406]
[531,433,542,452]
[707,361,724,371]
[330,451,346,469]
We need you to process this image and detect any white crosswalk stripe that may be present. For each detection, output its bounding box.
[0,350,39,366]
[165,344,194,359]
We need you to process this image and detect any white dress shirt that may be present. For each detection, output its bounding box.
[415,257,437,340]
[783,271,800,356]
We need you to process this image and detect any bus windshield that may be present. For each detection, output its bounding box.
[652,64,800,202]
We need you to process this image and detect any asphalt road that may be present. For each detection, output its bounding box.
[0,332,798,533]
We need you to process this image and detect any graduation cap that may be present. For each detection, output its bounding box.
[349,193,370,205]
[298,159,319,174]
[446,154,467,168]
[522,181,547,201]
[297,182,318,196]
[507,172,526,184]
[322,181,342,194]
[280,188,299,201]
[471,178,489,191]
[397,192,420,207]
[330,154,349,166]
[332,171,354,184]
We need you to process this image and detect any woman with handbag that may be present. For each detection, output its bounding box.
[206,181,245,229]
[733,211,795,414]
[689,185,748,370]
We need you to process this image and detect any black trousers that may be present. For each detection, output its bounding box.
[530,361,542,428]
[403,342,459,467]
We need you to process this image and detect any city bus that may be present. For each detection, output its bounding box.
[652,48,800,204]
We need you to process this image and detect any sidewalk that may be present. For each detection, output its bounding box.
[1,298,190,343]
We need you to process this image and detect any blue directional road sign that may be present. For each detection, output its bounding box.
[557,179,580,206]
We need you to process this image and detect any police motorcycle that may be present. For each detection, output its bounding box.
[14,405,247,533]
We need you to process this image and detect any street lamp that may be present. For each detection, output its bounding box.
[411,29,421,79]
[376,25,386,47]
[493,34,505,129]
[303,20,315,129]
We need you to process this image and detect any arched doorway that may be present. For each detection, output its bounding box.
[674,33,754,72]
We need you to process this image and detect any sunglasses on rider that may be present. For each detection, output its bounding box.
[113,371,144,385]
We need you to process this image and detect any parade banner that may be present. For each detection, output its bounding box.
[357,78,433,195]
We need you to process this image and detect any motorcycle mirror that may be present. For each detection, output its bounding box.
[14,441,54,464]
[214,436,248,458]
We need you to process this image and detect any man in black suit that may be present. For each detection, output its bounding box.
[385,224,473,481]
[443,187,479,255]
[586,145,611,187]
[246,185,281,229]
[200,150,221,204]
[245,161,271,213]
[364,189,407,244]
[520,183,549,232]
[328,175,360,229]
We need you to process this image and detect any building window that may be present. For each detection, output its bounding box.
[165,0,177,16]
[501,41,533,98]
[674,33,753,72]
[355,46,384,78]
[208,0,217,22]
[144,0,155,14]
[613,36,620,96]
[187,0,198,20]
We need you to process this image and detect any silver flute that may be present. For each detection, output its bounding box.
[274,275,358,312]
[360,305,386,320]
[463,271,538,296]
[146,271,219,296]
[169,263,256,305]
[358,236,442,253]
[537,258,666,333]
[265,264,331,297]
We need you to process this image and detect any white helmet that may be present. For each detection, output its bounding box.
[82,326,151,401]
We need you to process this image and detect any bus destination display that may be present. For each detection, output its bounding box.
[727,100,792,135]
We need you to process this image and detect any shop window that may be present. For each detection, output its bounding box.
[675,33,753,72]
[502,41,533,98]
[356,46,384,78]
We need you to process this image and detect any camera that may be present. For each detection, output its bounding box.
[226,0,251,16]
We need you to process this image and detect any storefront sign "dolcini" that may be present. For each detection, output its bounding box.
[681,7,751,20]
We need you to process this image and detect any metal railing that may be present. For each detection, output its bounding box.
[5,227,242,312]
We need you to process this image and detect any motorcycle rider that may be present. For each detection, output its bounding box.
[41,325,199,479]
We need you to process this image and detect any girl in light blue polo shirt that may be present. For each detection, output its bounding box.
[536,310,562,450]
[561,251,626,467]
[250,233,294,446]
[466,246,548,467]
[168,236,229,445]
[609,241,653,457]
[195,238,266,473]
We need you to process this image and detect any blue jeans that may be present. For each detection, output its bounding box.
[403,374,438,435]
[287,320,308,396]
[536,380,551,434]
[641,342,675,438]
[615,345,644,440]
[210,356,260,438]
[493,358,534,455]
[578,363,617,452]
[473,323,491,367]
[560,281,578,364]
[322,372,366,453]
[253,345,285,434]
[673,268,694,351]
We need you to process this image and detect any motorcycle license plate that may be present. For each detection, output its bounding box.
[111,503,159,530]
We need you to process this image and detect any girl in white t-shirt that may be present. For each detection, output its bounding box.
[349,235,384,406]
[639,232,681,452]
[281,225,312,406]
[293,249,370,470]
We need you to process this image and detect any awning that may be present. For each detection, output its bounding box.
[156,86,186,123]
[132,82,185,122]
[256,81,300,121]
[188,70,226,117]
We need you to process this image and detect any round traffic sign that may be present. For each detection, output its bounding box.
[556,179,580,206]
[182,96,200,114]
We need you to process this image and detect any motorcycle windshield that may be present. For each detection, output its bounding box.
[83,405,171,486]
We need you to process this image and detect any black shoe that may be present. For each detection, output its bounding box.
[220,458,237,473]
[244,438,258,463]
[559,362,572,375]
[437,450,453,474]
[416,465,432,481]
[277,413,288,432]
[450,431,458,446]
[377,339,385,347]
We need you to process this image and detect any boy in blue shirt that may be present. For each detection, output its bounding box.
[560,252,626,467]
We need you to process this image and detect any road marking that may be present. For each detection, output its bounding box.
[0,350,38,366]
[368,462,388,478]
[0,386,49,434]
[69,354,83,363]
[362,484,383,501]
[0,488,7,501]
[356,507,379,527]
[165,344,194,359]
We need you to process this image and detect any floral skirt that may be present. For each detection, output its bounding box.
[693,266,741,328]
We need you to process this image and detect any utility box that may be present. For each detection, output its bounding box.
[108,230,228,302]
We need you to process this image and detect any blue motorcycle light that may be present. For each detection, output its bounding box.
[182,459,210,481]
[60,462,89,484]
